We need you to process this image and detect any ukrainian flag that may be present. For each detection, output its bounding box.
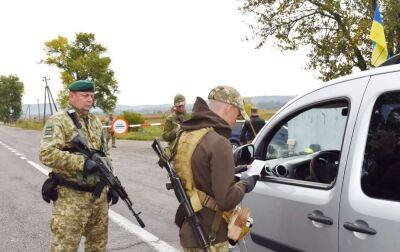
[370,3,388,66]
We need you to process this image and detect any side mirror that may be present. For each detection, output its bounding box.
[233,144,255,166]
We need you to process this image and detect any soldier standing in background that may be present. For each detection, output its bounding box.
[39,80,118,251]
[240,107,265,144]
[106,112,116,148]
[162,94,191,144]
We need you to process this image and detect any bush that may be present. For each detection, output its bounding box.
[122,111,144,124]
[122,111,144,131]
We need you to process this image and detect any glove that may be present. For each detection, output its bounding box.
[241,175,260,193]
[41,175,58,203]
[83,159,99,174]
[107,188,119,205]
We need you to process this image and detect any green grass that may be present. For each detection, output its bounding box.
[117,126,162,141]
[14,120,44,131]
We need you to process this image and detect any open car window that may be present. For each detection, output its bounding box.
[261,100,349,186]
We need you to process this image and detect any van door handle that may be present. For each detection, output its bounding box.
[307,212,333,225]
[343,222,377,235]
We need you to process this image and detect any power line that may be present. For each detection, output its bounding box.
[42,76,58,124]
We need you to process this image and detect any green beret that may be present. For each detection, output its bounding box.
[68,80,94,92]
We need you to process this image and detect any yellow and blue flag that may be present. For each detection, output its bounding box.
[370,3,388,66]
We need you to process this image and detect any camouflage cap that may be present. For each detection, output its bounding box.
[208,85,249,120]
[174,94,186,106]
[251,107,258,113]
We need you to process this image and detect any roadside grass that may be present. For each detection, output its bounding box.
[117,126,162,141]
[14,119,44,131]
[11,119,162,141]
[9,110,276,141]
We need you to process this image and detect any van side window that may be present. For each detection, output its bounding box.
[262,101,349,185]
[362,92,400,201]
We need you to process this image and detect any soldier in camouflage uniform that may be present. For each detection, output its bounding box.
[105,112,116,148]
[172,86,259,251]
[162,94,191,144]
[39,80,118,252]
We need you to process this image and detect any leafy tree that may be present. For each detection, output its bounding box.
[0,75,24,123]
[43,33,118,111]
[241,0,400,81]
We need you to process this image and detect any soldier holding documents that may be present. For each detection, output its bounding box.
[171,86,259,251]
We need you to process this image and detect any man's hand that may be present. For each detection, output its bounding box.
[84,159,99,174]
[107,188,119,205]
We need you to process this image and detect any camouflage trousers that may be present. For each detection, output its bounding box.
[183,241,229,252]
[106,131,116,147]
[50,186,109,252]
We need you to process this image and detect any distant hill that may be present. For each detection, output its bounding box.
[21,95,294,118]
[249,96,295,110]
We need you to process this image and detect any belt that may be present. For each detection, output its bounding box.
[58,179,96,193]
[198,190,219,211]
[51,172,96,193]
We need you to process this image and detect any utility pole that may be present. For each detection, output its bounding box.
[24,104,31,120]
[37,98,40,121]
[42,76,58,124]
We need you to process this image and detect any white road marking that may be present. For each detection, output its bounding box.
[20,157,27,160]
[109,211,178,252]
[26,160,50,176]
[0,142,177,252]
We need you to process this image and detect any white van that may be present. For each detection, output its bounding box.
[234,59,400,252]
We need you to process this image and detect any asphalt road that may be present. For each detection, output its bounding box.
[0,126,180,251]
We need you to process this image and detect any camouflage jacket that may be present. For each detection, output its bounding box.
[162,111,191,144]
[39,107,111,186]
[104,117,114,134]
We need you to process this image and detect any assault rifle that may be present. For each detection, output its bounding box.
[71,135,145,228]
[152,138,211,251]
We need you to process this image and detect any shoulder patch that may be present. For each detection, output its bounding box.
[43,123,54,141]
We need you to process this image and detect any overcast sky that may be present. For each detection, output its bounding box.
[0,0,321,106]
